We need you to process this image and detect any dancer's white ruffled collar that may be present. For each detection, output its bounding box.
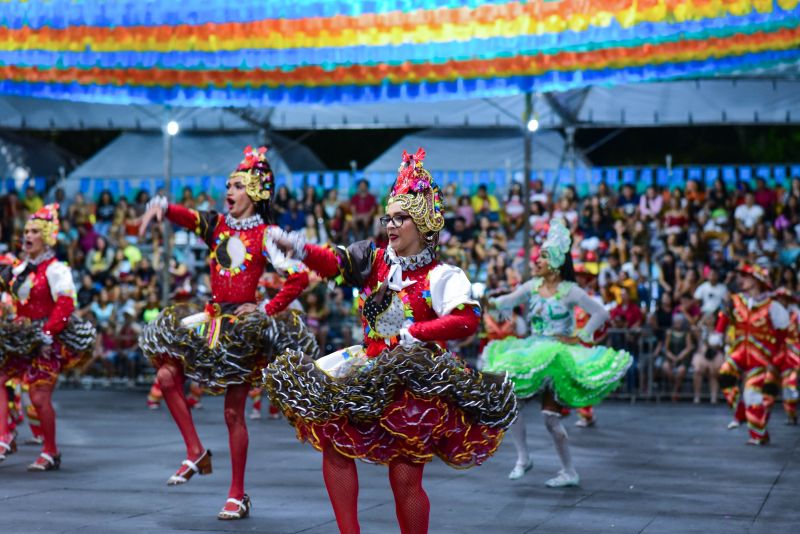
[383,246,434,291]
[225,213,264,230]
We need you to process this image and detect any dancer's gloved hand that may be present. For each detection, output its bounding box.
[138,195,168,237]
[235,303,258,315]
[40,331,54,358]
[708,332,723,347]
[398,327,421,348]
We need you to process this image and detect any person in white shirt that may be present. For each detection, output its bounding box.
[734,192,764,238]
[693,268,729,315]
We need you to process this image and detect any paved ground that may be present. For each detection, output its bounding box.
[1,390,798,534]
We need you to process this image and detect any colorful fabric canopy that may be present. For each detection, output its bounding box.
[0,0,798,107]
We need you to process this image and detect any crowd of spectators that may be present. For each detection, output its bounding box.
[1,173,798,400]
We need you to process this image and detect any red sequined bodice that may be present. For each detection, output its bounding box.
[13,257,58,320]
[206,216,268,304]
[359,250,438,356]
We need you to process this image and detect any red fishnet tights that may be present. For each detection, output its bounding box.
[388,460,430,534]
[156,362,204,459]
[29,385,57,455]
[322,447,430,534]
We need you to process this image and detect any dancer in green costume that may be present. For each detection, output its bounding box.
[482,219,632,487]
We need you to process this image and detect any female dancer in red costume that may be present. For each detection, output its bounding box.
[138,146,318,519]
[0,205,96,470]
[266,149,517,534]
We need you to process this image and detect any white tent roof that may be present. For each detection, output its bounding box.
[365,129,586,174]
[2,80,798,131]
[67,131,325,180]
[58,131,325,201]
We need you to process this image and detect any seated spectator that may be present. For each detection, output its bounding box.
[504,182,525,237]
[659,314,695,402]
[85,235,116,286]
[90,289,116,330]
[674,292,702,328]
[639,185,663,220]
[350,179,377,240]
[77,274,99,310]
[470,184,500,224]
[21,185,44,214]
[278,198,306,232]
[734,192,763,238]
[94,189,116,236]
[693,267,728,316]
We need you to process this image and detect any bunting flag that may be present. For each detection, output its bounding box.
[0,0,798,106]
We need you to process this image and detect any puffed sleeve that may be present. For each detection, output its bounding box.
[566,284,610,343]
[261,226,310,316]
[428,264,480,317]
[44,261,76,336]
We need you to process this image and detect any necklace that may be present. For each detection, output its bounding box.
[225,213,264,230]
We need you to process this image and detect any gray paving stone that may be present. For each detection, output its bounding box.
[1,390,798,533]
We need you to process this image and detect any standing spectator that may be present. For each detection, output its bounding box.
[350,179,377,239]
[693,268,728,316]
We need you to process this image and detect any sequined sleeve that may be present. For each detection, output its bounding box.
[165,205,219,247]
[44,261,76,336]
[428,264,480,317]
[303,240,377,287]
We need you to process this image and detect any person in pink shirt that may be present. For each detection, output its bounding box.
[350,179,377,240]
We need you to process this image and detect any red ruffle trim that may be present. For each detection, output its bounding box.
[1,341,87,387]
[291,388,504,468]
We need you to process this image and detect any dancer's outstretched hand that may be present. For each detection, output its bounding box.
[138,196,167,237]
[235,303,258,315]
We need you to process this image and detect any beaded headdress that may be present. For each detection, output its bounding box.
[387,148,445,237]
[26,203,59,247]
[737,263,771,288]
[229,145,273,203]
[542,218,571,269]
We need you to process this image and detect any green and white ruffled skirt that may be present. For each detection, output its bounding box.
[481,336,632,407]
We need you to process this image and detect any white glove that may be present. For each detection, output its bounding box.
[146,195,168,212]
[41,331,53,345]
[708,332,723,348]
[398,327,421,348]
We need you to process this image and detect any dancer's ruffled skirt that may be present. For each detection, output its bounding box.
[482,337,633,407]
[0,316,96,387]
[265,344,518,467]
[140,303,319,394]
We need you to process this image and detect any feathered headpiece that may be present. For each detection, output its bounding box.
[542,218,572,269]
[26,203,59,247]
[737,263,771,288]
[387,148,444,238]
[229,145,273,203]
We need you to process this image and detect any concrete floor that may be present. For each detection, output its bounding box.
[1,390,798,534]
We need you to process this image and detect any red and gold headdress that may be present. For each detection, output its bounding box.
[230,145,273,203]
[387,148,444,236]
[737,264,771,288]
[26,203,59,247]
